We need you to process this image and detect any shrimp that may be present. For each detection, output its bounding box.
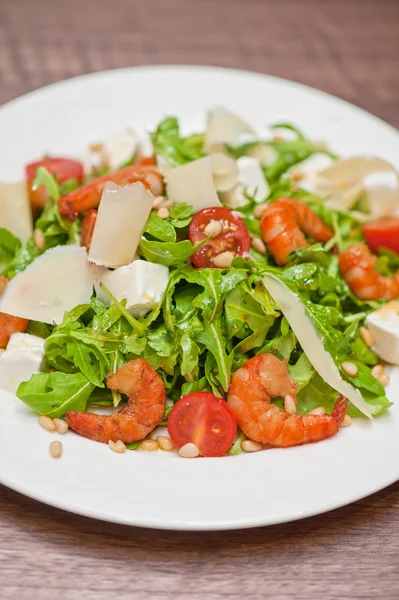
[0,276,29,348]
[339,243,399,300]
[66,358,166,444]
[227,353,348,447]
[59,158,163,219]
[260,198,333,265]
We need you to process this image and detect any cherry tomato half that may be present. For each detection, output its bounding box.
[188,207,251,268]
[168,392,237,457]
[364,218,399,255]
[26,157,84,185]
[80,209,98,251]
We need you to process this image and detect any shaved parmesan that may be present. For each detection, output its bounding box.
[88,182,154,268]
[96,260,169,317]
[0,246,94,325]
[210,153,238,192]
[222,157,270,207]
[167,156,221,212]
[263,274,373,419]
[205,107,255,152]
[0,182,33,242]
[246,143,277,167]
[237,156,269,202]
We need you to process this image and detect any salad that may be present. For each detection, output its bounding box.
[0,107,398,459]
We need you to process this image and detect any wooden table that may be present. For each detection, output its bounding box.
[1,1,398,598]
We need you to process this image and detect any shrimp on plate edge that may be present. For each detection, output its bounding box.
[66,358,166,444]
[227,353,348,448]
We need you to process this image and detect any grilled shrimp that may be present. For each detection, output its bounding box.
[66,358,166,444]
[260,198,333,265]
[227,353,348,447]
[339,243,399,300]
[59,158,163,219]
[0,276,29,348]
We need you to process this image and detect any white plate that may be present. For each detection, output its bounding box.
[0,66,398,530]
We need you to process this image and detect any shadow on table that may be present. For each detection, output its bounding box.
[1,481,398,559]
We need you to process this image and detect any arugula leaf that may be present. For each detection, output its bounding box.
[196,319,233,392]
[144,213,177,242]
[139,238,203,266]
[2,237,40,278]
[151,117,204,166]
[0,228,21,267]
[17,372,94,418]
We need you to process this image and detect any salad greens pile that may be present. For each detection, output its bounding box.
[3,116,392,430]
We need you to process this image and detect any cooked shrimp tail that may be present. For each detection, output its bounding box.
[260,197,333,265]
[66,358,166,444]
[339,243,399,300]
[227,353,347,447]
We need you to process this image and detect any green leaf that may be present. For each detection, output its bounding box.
[144,213,177,242]
[33,167,60,201]
[151,117,204,166]
[139,238,203,267]
[2,237,40,278]
[0,228,21,266]
[180,332,200,382]
[17,372,95,418]
[196,320,233,392]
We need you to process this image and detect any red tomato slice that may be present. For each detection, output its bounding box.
[364,218,399,255]
[188,207,251,268]
[26,157,84,185]
[80,209,98,251]
[168,392,237,457]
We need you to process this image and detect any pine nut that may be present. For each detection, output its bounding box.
[251,237,267,255]
[341,361,358,377]
[204,220,223,237]
[308,407,326,416]
[53,418,69,434]
[108,439,126,453]
[212,251,235,268]
[359,326,374,348]
[340,415,352,427]
[284,394,297,415]
[379,373,390,387]
[157,207,169,219]
[158,199,174,209]
[178,442,199,458]
[140,439,159,451]
[157,436,174,451]
[241,440,263,452]
[33,228,46,250]
[39,415,55,432]
[153,195,164,208]
[254,203,268,218]
[49,441,62,458]
[371,364,384,379]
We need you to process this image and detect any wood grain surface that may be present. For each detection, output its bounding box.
[0,0,399,598]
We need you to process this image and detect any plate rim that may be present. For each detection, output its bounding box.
[0,64,398,531]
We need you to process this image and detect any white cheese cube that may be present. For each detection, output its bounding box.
[0,333,45,394]
[96,260,169,317]
[366,302,399,365]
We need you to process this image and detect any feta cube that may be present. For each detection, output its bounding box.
[366,301,399,365]
[96,260,169,317]
[0,333,45,394]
